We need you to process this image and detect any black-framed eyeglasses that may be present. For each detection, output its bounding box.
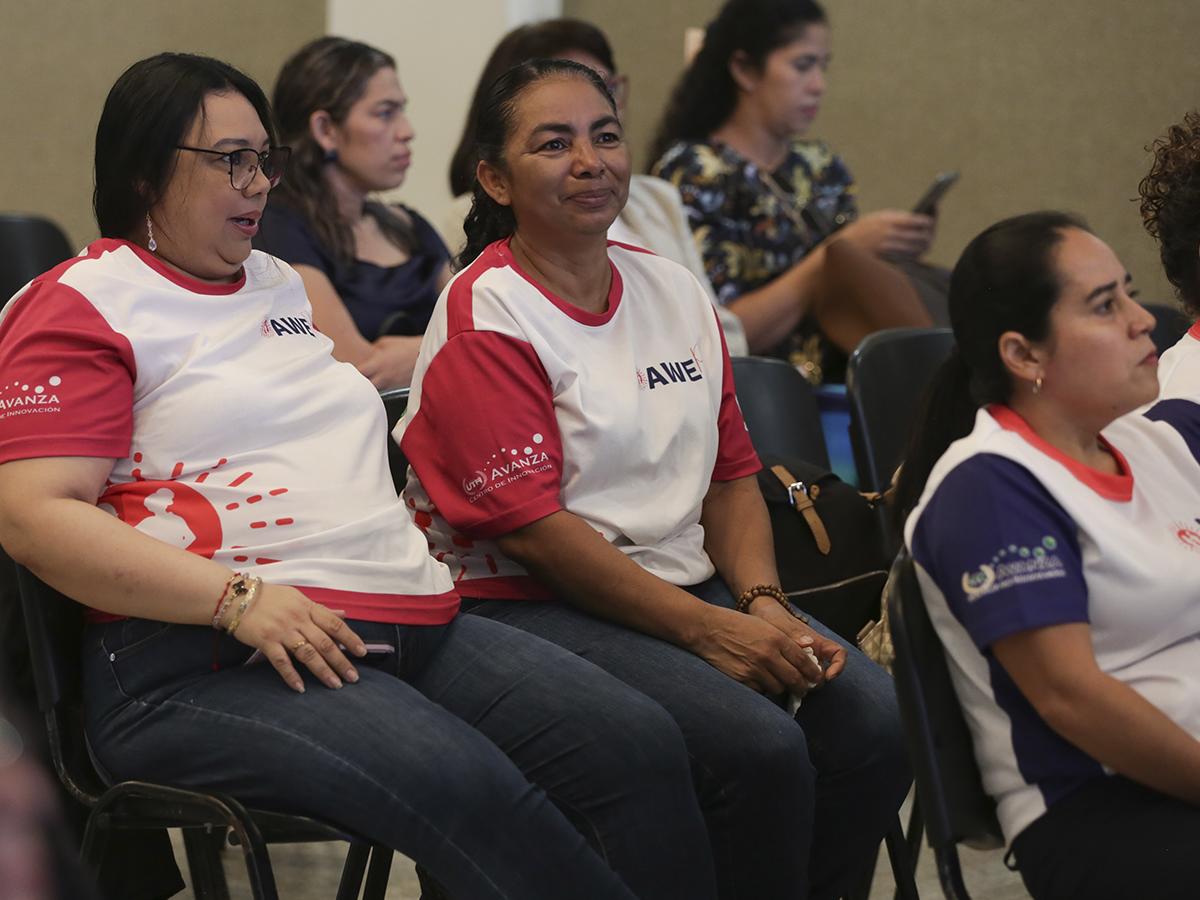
[175,145,292,190]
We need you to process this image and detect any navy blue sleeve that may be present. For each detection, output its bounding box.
[910,454,1088,649]
[1144,398,1200,465]
[254,204,333,275]
[401,206,451,268]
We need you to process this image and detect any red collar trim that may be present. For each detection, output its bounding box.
[1188,319,1200,341]
[988,404,1133,502]
[499,238,622,326]
[106,239,246,295]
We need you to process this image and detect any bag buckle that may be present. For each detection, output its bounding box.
[786,481,808,508]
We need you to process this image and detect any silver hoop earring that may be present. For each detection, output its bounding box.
[1033,375,1043,395]
[146,214,157,253]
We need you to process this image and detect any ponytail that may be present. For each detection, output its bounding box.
[890,349,979,530]
[456,185,516,270]
[890,210,1088,530]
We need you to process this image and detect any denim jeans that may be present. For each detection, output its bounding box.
[464,576,911,900]
[82,613,718,900]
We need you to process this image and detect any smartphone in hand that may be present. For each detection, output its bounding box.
[913,171,959,217]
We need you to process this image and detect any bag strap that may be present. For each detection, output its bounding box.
[770,464,832,555]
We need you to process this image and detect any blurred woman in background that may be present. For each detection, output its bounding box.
[257,37,452,388]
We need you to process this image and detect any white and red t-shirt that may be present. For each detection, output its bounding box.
[0,239,457,624]
[905,402,1200,843]
[396,239,760,598]
[1156,320,1200,401]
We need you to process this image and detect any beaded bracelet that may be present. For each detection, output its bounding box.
[211,573,249,630]
[735,583,809,623]
[225,576,263,636]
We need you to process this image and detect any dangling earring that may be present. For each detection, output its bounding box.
[322,148,338,164]
[146,214,157,252]
[1033,375,1043,395]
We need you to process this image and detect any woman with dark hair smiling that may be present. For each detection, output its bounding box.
[895,212,1200,899]
[0,51,723,900]
[255,37,452,389]
[650,0,933,382]
[444,17,749,354]
[399,57,908,900]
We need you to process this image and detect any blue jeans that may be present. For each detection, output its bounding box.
[82,614,718,900]
[463,577,911,900]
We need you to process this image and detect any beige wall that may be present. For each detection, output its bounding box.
[0,0,325,250]
[566,0,1200,307]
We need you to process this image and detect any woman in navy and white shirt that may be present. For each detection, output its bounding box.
[895,211,1200,900]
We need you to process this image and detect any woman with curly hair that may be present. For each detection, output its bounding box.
[1140,111,1200,399]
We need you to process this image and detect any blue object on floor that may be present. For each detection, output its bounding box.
[814,384,858,486]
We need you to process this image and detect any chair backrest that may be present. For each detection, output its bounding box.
[380,387,411,494]
[887,551,1003,851]
[0,214,74,300]
[731,356,830,469]
[16,566,106,807]
[1144,302,1191,355]
[846,327,955,492]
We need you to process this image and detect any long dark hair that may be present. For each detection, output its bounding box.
[94,53,275,240]
[450,19,616,197]
[457,59,615,270]
[647,0,826,168]
[270,36,415,265]
[891,211,1088,527]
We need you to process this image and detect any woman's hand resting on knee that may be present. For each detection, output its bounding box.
[234,585,368,693]
[690,605,833,697]
[747,597,846,682]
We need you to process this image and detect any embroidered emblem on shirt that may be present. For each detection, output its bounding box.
[635,357,705,391]
[960,535,1064,601]
[1173,520,1200,553]
[262,316,318,337]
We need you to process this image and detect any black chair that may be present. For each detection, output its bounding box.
[1145,301,1191,355]
[731,355,831,468]
[846,328,955,495]
[887,552,1004,900]
[16,566,394,900]
[380,386,411,494]
[0,214,74,300]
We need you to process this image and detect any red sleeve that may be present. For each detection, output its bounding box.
[0,281,136,464]
[711,308,761,481]
[402,331,563,538]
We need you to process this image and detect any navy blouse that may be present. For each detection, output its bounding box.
[255,203,449,339]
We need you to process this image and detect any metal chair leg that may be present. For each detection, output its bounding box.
[336,843,371,900]
[225,815,280,900]
[362,845,394,900]
[885,816,920,900]
[182,827,231,900]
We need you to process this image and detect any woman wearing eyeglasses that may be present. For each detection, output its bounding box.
[253,37,453,390]
[0,52,722,900]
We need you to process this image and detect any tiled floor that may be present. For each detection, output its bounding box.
[171,806,1033,899]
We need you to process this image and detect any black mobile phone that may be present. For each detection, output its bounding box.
[912,170,959,216]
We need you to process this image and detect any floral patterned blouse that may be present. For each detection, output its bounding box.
[652,138,856,382]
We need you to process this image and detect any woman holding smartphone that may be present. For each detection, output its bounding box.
[650,0,933,382]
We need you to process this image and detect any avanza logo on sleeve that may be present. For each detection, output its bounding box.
[460,432,554,503]
[0,374,63,417]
